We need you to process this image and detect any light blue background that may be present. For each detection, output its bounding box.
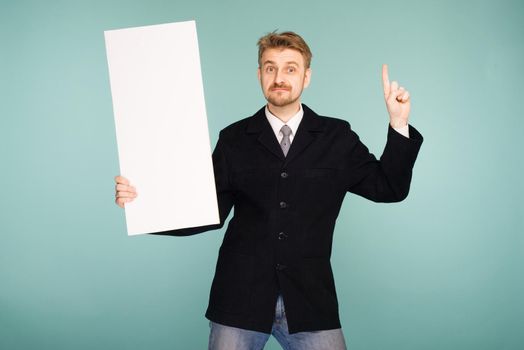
[1,0,523,349]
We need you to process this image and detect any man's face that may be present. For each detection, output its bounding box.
[257,48,311,108]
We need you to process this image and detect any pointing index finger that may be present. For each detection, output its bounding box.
[382,64,390,97]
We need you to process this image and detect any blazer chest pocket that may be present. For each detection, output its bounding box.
[304,168,337,178]
[301,168,340,198]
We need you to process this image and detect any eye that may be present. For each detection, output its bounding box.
[266,66,275,73]
[287,67,296,73]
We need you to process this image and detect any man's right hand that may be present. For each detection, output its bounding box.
[114,175,137,208]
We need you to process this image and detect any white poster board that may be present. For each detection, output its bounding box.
[104,21,219,235]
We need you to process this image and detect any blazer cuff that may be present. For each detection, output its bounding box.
[388,124,423,144]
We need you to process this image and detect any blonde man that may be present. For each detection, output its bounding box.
[115,31,422,350]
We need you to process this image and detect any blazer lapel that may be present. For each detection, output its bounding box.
[246,107,285,161]
[284,104,325,164]
[245,104,325,163]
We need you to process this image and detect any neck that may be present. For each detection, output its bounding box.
[267,100,301,123]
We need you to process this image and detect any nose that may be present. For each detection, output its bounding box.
[274,68,285,84]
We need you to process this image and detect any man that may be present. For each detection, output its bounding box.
[115,31,422,350]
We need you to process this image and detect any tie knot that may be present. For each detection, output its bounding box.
[281,125,292,137]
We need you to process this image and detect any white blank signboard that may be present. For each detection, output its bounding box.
[104,21,219,235]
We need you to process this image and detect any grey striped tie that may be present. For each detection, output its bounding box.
[280,125,292,157]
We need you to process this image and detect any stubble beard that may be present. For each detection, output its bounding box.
[265,85,303,108]
[267,93,300,107]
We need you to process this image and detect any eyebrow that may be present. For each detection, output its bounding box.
[262,60,300,67]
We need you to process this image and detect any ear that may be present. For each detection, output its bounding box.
[257,67,261,82]
[303,68,312,88]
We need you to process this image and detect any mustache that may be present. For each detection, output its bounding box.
[270,83,291,90]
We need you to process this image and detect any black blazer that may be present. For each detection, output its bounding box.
[152,104,423,334]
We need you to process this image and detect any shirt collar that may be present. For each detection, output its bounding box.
[264,104,304,139]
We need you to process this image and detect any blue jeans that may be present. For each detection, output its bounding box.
[208,295,347,350]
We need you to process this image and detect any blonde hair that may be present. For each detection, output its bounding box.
[257,31,312,68]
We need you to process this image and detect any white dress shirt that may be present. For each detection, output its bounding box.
[264,104,410,144]
[265,105,304,144]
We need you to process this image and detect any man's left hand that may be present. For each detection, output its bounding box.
[382,64,410,128]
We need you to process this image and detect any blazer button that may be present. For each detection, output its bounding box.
[279,201,288,209]
[276,263,287,271]
[280,171,288,179]
[278,232,288,240]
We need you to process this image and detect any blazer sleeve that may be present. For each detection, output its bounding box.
[149,132,235,236]
[345,123,423,202]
